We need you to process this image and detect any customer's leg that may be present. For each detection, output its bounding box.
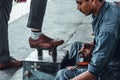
[0,0,13,64]
[27,0,64,49]
[0,0,22,70]
[27,0,47,29]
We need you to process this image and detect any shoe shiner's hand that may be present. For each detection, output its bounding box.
[78,42,94,62]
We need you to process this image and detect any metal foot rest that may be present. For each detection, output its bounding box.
[37,47,57,63]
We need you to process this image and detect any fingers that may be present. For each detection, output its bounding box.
[78,47,84,53]
[78,43,92,58]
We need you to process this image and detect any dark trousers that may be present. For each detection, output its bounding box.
[0,0,13,63]
[27,0,47,29]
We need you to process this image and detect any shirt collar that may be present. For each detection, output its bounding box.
[92,1,109,24]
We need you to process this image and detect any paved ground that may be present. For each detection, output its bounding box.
[0,0,114,80]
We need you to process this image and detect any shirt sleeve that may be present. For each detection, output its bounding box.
[88,31,118,76]
[88,4,120,76]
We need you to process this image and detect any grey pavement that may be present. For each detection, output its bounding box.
[0,0,94,80]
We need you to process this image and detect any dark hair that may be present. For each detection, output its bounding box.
[98,0,104,2]
[86,0,104,3]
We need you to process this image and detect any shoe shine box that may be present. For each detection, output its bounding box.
[23,50,67,80]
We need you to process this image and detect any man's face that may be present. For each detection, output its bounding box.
[76,0,93,16]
